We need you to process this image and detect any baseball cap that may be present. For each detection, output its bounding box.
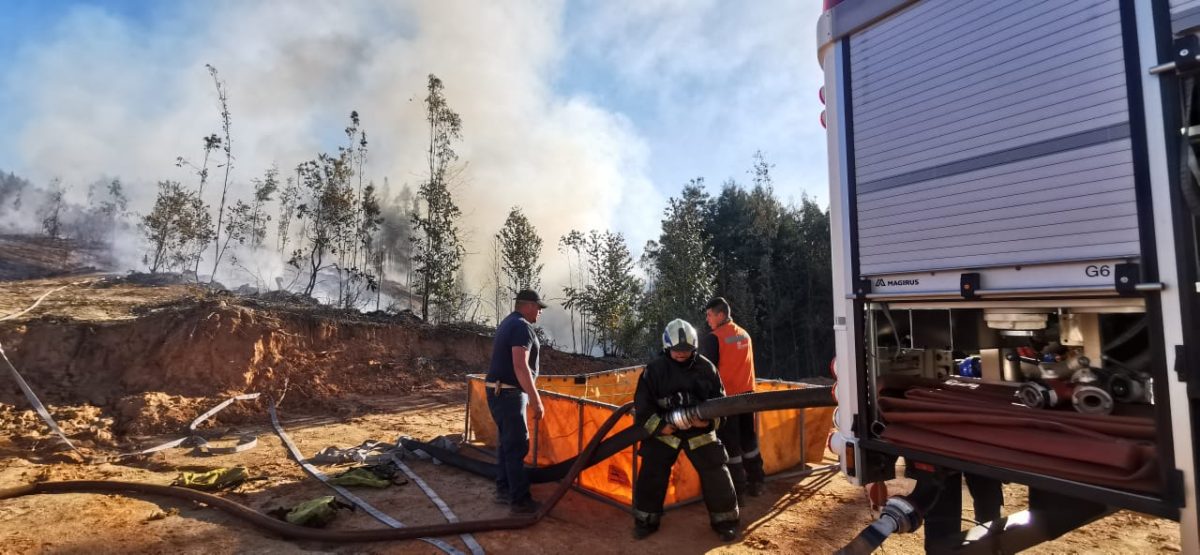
[515,289,548,308]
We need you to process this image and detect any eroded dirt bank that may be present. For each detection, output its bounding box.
[0,277,621,447]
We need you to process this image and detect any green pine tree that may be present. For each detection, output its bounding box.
[497,206,544,295]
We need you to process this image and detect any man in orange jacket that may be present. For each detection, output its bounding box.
[699,297,764,504]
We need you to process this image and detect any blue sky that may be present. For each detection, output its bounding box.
[558,1,830,201]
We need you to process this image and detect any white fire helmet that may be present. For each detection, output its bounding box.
[662,319,699,352]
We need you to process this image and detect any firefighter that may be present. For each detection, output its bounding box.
[632,318,740,542]
[700,297,765,505]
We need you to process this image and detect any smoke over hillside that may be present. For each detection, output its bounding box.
[0,1,669,342]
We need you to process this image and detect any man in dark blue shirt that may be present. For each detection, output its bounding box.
[484,289,546,513]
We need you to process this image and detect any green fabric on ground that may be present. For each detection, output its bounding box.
[173,466,249,491]
[328,467,392,488]
[284,496,350,527]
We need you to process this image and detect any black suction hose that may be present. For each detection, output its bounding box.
[835,476,945,555]
[408,387,835,483]
[666,387,836,430]
[402,425,648,483]
[0,387,834,545]
[0,402,636,544]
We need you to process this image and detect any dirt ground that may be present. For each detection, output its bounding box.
[0,266,1184,554]
[0,387,1181,554]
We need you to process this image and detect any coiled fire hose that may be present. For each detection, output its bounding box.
[0,387,833,544]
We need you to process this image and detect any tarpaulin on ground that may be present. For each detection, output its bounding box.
[465,366,834,506]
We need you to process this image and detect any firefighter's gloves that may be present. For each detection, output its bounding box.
[665,406,708,430]
[657,392,699,410]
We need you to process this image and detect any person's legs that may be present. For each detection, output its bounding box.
[965,474,1003,524]
[632,437,680,539]
[485,390,509,502]
[923,471,963,552]
[739,413,765,495]
[717,415,747,504]
[490,389,531,507]
[685,434,740,541]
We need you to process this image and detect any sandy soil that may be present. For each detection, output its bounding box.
[0,387,1181,554]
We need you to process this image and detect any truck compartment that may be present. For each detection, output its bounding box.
[863,300,1168,496]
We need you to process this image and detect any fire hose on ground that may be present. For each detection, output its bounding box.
[834,478,944,555]
[407,387,837,483]
[0,387,835,544]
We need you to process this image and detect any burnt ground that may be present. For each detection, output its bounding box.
[0,235,114,281]
[0,256,1183,553]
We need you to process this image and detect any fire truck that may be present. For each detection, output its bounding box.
[819,0,1200,551]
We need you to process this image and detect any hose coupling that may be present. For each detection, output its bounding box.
[879,496,922,535]
[665,406,702,430]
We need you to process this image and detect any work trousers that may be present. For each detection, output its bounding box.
[486,388,531,505]
[633,431,739,531]
[717,412,765,495]
[924,472,1004,551]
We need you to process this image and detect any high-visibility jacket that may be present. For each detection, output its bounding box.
[709,320,755,395]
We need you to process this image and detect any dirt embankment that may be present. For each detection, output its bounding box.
[0,286,624,441]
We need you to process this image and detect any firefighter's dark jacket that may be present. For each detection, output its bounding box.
[634,351,726,440]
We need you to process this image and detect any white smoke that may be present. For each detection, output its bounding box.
[0,0,825,348]
[0,1,665,336]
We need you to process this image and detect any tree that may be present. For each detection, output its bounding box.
[745,152,783,373]
[289,153,356,297]
[412,74,466,322]
[377,180,417,309]
[497,207,544,295]
[707,180,758,337]
[98,178,129,223]
[176,132,221,278]
[39,179,66,239]
[81,177,129,246]
[328,112,382,310]
[141,181,214,274]
[339,179,383,309]
[562,230,643,357]
[775,197,833,378]
[693,151,837,379]
[287,112,379,306]
[644,179,715,345]
[346,111,370,277]
[276,169,301,256]
[559,230,592,353]
[207,64,236,283]
[0,171,31,214]
[485,234,504,325]
[223,166,279,262]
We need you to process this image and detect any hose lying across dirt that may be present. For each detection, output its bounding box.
[0,387,833,544]
[0,402,633,543]
[407,387,837,484]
